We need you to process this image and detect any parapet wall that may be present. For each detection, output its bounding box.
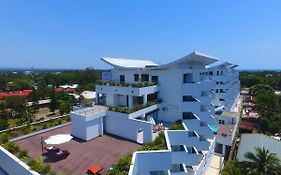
[0,146,40,175]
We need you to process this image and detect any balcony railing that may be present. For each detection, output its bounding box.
[96,80,157,88]
[107,99,161,114]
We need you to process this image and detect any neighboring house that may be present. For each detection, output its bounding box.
[237,133,281,162]
[59,84,79,89]
[51,88,75,93]
[80,91,96,101]
[0,90,33,100]
[70,51,240,175]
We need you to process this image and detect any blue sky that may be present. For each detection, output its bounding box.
[0,1,281,69]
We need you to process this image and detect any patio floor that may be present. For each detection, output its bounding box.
[15,125,141,175]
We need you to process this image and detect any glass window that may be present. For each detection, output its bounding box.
[134,74,139,82]
[141,74,149,82]
[183,74,192,83]
[120,75,125,82]
[183,112,196,119]
[183,96,197,102]
[151,76,158,83]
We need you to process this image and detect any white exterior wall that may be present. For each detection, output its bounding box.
[106,111,153,143]
[209,65,240,111]
[129,151,172,175]
[0,146,40,175]
[70,107,106,141]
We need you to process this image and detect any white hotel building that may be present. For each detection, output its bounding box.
[70,51,240,175]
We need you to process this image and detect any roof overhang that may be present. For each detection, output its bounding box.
[152,51,218,70]
[101,57,158,69]
[207,61,239,69]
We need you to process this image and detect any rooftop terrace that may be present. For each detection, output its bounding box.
[15,125,140,175]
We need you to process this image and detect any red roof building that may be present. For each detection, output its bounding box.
[239,119,258,132]
[0,90,33,99]
[244,96,256,103]
[51,88,75,93]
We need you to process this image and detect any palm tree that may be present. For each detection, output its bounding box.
[221,160,240,175]
[239,147,281,175]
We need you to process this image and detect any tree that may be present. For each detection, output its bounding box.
[222,160,240,175]
[249,84,274,96]
[7,78,32,91]
[239,147,281,175]
[49,91,58,113]
[107,154,132,175]
[0,119,9,130]
[58,100,70,116]
[240,75,263,88]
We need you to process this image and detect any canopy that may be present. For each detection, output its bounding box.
[44,134,73,145]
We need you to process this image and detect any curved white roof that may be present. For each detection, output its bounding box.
[152,51,219,69]
[101,51,219,70]
[206,61,238,69]
[101,57,158,68]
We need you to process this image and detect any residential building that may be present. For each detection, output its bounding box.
[70,51,240,175]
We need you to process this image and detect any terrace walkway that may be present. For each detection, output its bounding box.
[15,125,141,175]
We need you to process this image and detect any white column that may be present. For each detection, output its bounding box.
[222,144,226,157]
[100,116,103,136]
[143,94,147,104]
[128,95,133,109]
[96,93,99,104]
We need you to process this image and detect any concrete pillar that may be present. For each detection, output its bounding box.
[96,93,99,104]
[143,94,147,104]
[100,116,103,136]
[222,144,226,157]
[128,95,133,109]
[106,94,114,106]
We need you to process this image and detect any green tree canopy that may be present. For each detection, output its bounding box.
[249,84,274,96]
[222,160,240,175]
[239,147,281,175]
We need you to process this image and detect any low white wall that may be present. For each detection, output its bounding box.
[0,146,40,175]
[106,111,153,143]
[129,151,172,175]
[195,140,216,175]
[128,104,159,119]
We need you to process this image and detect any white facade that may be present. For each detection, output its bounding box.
[70,106,106,141]
[70,51,241,175]
[0,146,40,175]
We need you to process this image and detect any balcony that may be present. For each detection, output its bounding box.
[171,147,199,166]
[107,99,161,114]
[96,81,158,96]
[181,81,215,96]
[97,80,157,87]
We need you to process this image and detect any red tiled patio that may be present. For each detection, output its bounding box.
[15,125,141,175]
